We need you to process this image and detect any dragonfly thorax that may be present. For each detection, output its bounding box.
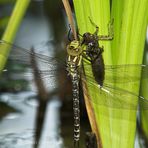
[67,40,83,56]
[66,55,82,77]
[81,31,104,62]
[66,40,82,77]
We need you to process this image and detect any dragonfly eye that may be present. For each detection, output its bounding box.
[82,32,95,45]
[69,46,75,49]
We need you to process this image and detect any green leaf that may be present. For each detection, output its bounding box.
[73,0,148,147]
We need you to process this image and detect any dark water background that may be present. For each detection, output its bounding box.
[0,1,90,148]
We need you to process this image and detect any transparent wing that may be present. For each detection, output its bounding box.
[83,62,148,84]
[0,40,69,93]
[82,71,148,110]
[1,40,148,110]
[104,64,148,84]
[0,40,66,71]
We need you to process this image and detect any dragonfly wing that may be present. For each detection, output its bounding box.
[82,62,148,84]
[1,62,71,98]
[0,40,66,74]
[81,74,148,110]
[0,40,69,93]
[104,64,148,84]
[0,40,66,69]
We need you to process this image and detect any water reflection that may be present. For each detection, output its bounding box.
[0,129,35,148]
[25,95,39,107]
[0,128,63,148]
[0,92,63,148]
[0,1,61,146]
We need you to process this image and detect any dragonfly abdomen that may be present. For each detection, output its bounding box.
[66,40,83,145]
[72,75,80,144]
[91,55,105,87]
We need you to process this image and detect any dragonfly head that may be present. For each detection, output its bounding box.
[82,32,98,46]
[67,40,83,56]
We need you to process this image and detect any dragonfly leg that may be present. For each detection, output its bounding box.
[68,24,76,41]
[108,19,114,38]
[98,19,114,40]
[68,25,72,41]
[77,28,83,39]
[82,50,92,62]
[88,17,99,35]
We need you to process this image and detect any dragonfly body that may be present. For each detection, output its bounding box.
[66,40,83,144]
[91,53,105,87]
[82,32,105,87]
[81,18,113,87]
[66,19,114,144]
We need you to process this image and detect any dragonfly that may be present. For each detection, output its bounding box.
[0,24,148,146]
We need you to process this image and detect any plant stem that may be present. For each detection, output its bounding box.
[0,0,30,71]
